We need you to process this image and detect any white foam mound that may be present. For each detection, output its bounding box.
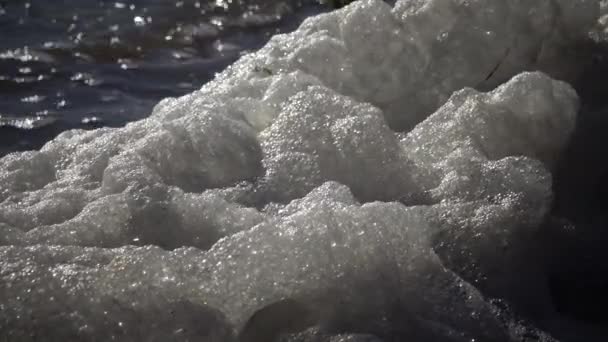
[0,0,599,340]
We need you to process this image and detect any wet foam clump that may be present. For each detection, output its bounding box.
[213,0,596,130]
[0,0,601,340]
[0,184,510,341]
[259,85,416,202]
[0,245,236,341]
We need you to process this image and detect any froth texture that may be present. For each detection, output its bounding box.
[0,0,599,340]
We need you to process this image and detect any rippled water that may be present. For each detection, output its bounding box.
[0,0,331,155]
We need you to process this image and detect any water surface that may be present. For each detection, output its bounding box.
[0,0,330,155]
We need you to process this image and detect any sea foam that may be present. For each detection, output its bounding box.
[0,0,601,341]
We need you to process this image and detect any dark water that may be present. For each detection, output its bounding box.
[0,0,330,155]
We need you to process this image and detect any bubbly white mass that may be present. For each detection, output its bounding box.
[0,0,602,341]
